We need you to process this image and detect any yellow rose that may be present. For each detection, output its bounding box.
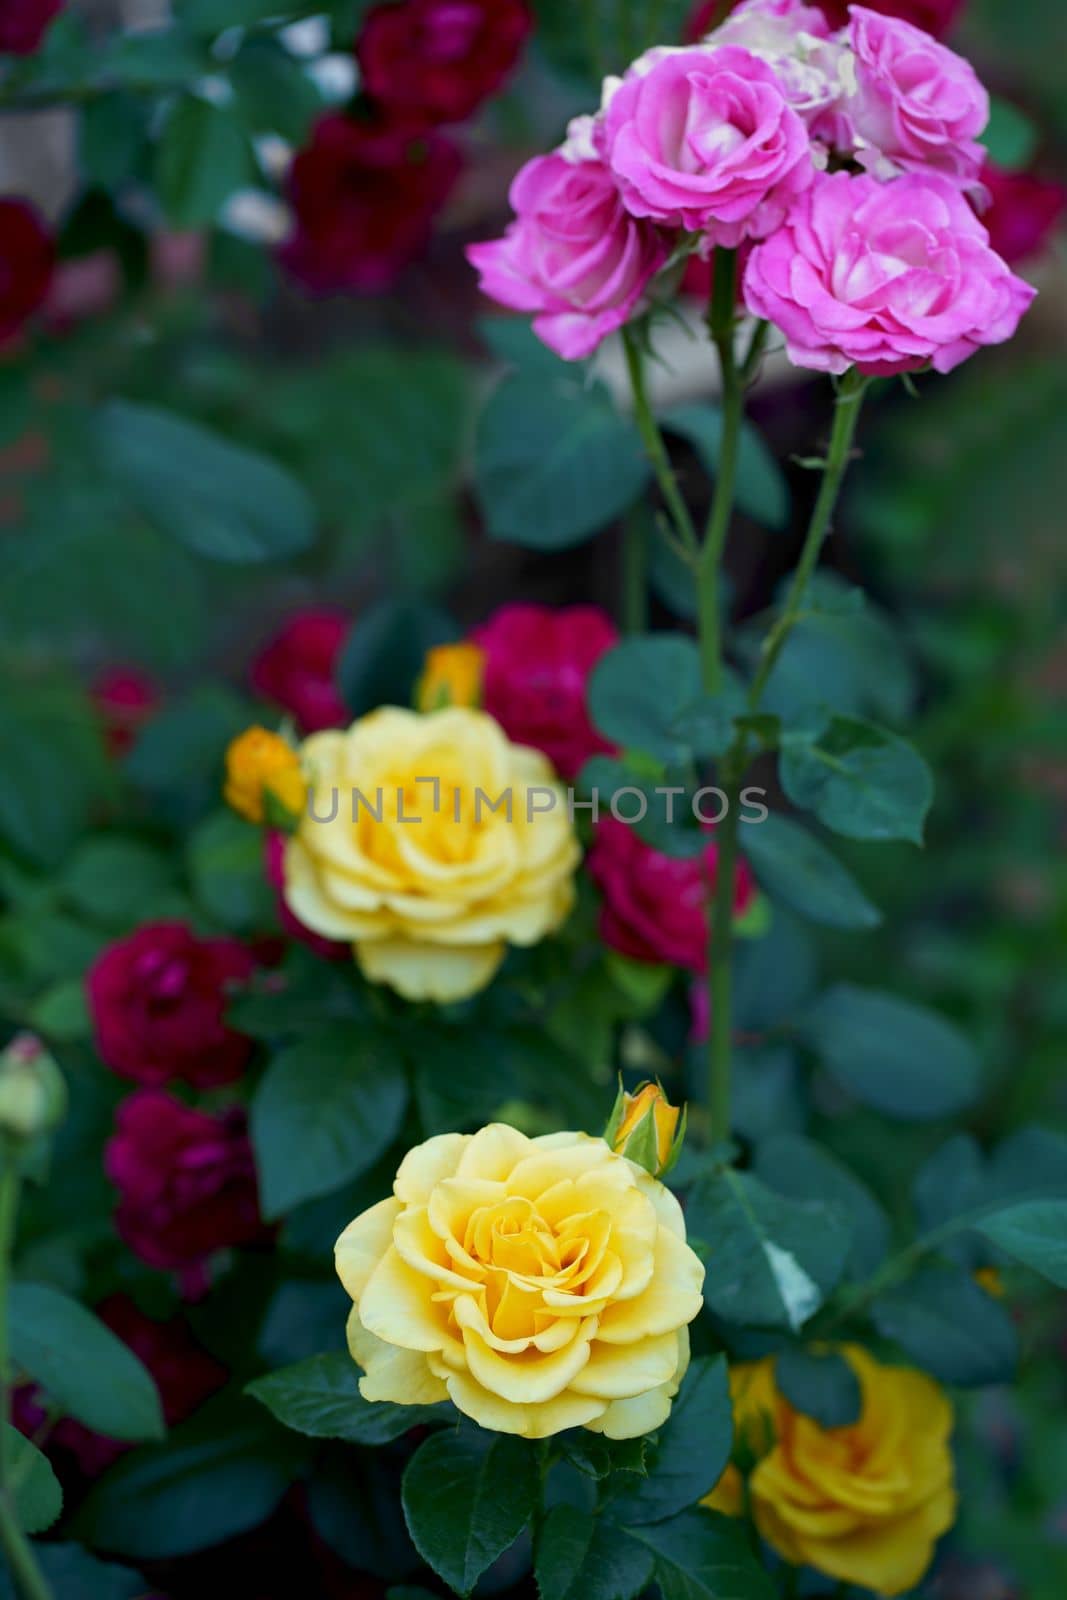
[416,641,485,711]
[224,726,306,825]
[703,1348,956,1597]
[335,1123,705,1440]
[608,1081,684,1177]
[282,707,579,1001]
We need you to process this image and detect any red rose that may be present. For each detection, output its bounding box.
[90,665,160,756]
[0,198,54,344]
[280,113,462,295]
[588,816,756,973]
[87,922,255,1089]
[250,608,350,733]
[357,0,531,126]
[0,0,63,55]
[473,604,619,781]
[981,160,1066,265]
[106,1091,265,1273]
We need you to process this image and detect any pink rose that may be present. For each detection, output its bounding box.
[599,46,813,245]
[708,1,855,131]
[251,608,350,733]
[588,816,756,973]
[473,604,618,780]
[106,1091,265,1275]
[841,6,987,191]
[980,161,1066,266]
[87,922,255,1089]
[743,169,1036,376]
[467,152,668,360]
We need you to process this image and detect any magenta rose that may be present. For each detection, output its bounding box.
[599,45,813,245]
[981,161,1066,266]
[357,0,531,126]
[251,608,349,733]
[0,0,63,55]
[588,817,756,973]
[839,6,986,191]
[467,152,669,360]
[743,169,1036,376]
[280,112,462,295]
[473,604,618,780]
[88,922,255,1089]
[0,198,54,344]
[90,665,160,757]
[106,1091,265,1274]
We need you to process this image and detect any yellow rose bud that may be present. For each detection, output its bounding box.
[703,1348,956,1597]
[606,1080,685,1177]
[223,726,306,827]
[0,1034,67,1140]
[416,641,485,712]
[336,1123,706,1439]
[282,707,579,1002]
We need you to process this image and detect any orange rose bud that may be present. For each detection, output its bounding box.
[605,1080,685,1177]
[224,726,306,827]
[416,641,485,712]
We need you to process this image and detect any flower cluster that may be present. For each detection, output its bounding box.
[469,0,1037,374]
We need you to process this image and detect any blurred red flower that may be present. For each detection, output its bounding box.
[251,608,350,733]
[357,0,531,126]
[0,0,63,55]
[0,198,54,344]
[687,1,965,41]
[90,666,160,757]
[981,160,1066,265]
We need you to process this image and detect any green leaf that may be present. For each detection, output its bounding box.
[251,1023,409,1218]
[62,835,176,929]
[230,38,324,144]
[978,1201,1067,1287]
[739,812,882,931]
[155,94,254,226]
[588,634,702,763]
[800,983,982,1120]
[27,975,93,1041]
[627,1508,777,1600]
[0,1542,147,1600]
[754,1134,890,1279]
[97,400,315,564]
[981,95,1039,171]
[309,1447,416,1580]
[660,403,789,530]
[604,1355,733,1526]
[774,1349,862,1429]
[780,716,933,844]
[475,375,650,549]
[80,93,150,188]
[187,810,276,934]
[559,1432,649,1482]
[402,1428,540,1597]
[125,686,253,827]
[535,1505,654,1600]
[687,1169,851,1331]
[247,1352,450,1444]
[75,1393,310,1558]
[871,1263,1018,1386]
[336,598,455,718]
[9,1283,164,1443]
[411,1024,603,1138]
[0,680,111,869]
[4,1426,62,1534]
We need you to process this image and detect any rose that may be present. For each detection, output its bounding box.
[87,922,255,1088]
[357,0,531,126]
[265,831,347,960]
[0,0,63,55]
[588,817,756,972]
[839,6,987,190]
[471,605,619,779]
[607,1081,684,1176]
[106,1091,265,1274]
[91,665,159,756]
[280,114,461,295]
[698,1,855,131]
[742,169,1037,376]
[282,707,580,1001]
[223,726,306,824]
[981,161,1066,265]
[599,46,814,245]
[0,198,54,344]
[251,608,350,733]
[704,1348,956,1596]
[467,153,669,361]
[817,0,965,38]
[415,640,485,711]
[336,1122,705,1438]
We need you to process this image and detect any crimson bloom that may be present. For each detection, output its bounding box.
[88,922,255,1089]
[980,161,1066,265]
[250,608,350,733]
[0,198,54,343]
[0,0,63,55]
[358,0,531,126]
[90,666,160,757]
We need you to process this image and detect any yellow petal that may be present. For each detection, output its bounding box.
[459,1310,597,1404]
[347,1306,448,1406]
[595,1227,705,1344]
[357,936,505,1001]
[433,1360,607,1439]
[570,1330,684,1399]
[358,1245,451,1353]
[394,1133,469,1205]
[585,1381,675,1439]
[335,1196,400,1302]
[456,1122,533,1183]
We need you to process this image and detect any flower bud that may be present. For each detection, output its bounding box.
[0,1033,67,1140]
[605,1080,685,1178]
[416,642,484,712]
[223,726,306,827]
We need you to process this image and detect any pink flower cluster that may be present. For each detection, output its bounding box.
[469,0,1038,375]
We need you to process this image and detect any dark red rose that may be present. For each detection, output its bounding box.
[264,832,348,960]
[357,0,531,126]
[588,816,756,973]
[687,1,966,41]
[0,0,63,55]
[280,113,462,295]
[90,665,160,756]
[980,160,1066,265]
[250,608,350,733]
[473,604,619,781]
[0,198,54,344]
[88,922,255,1089]
[106,1090,265,1273]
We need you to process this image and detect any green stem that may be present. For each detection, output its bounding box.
[620,510,649,635]
[739,318,770,385]
[706,767,741,1141]
[622,325,698,554]
[0,1159,51,1600]
[698,249,741,697]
